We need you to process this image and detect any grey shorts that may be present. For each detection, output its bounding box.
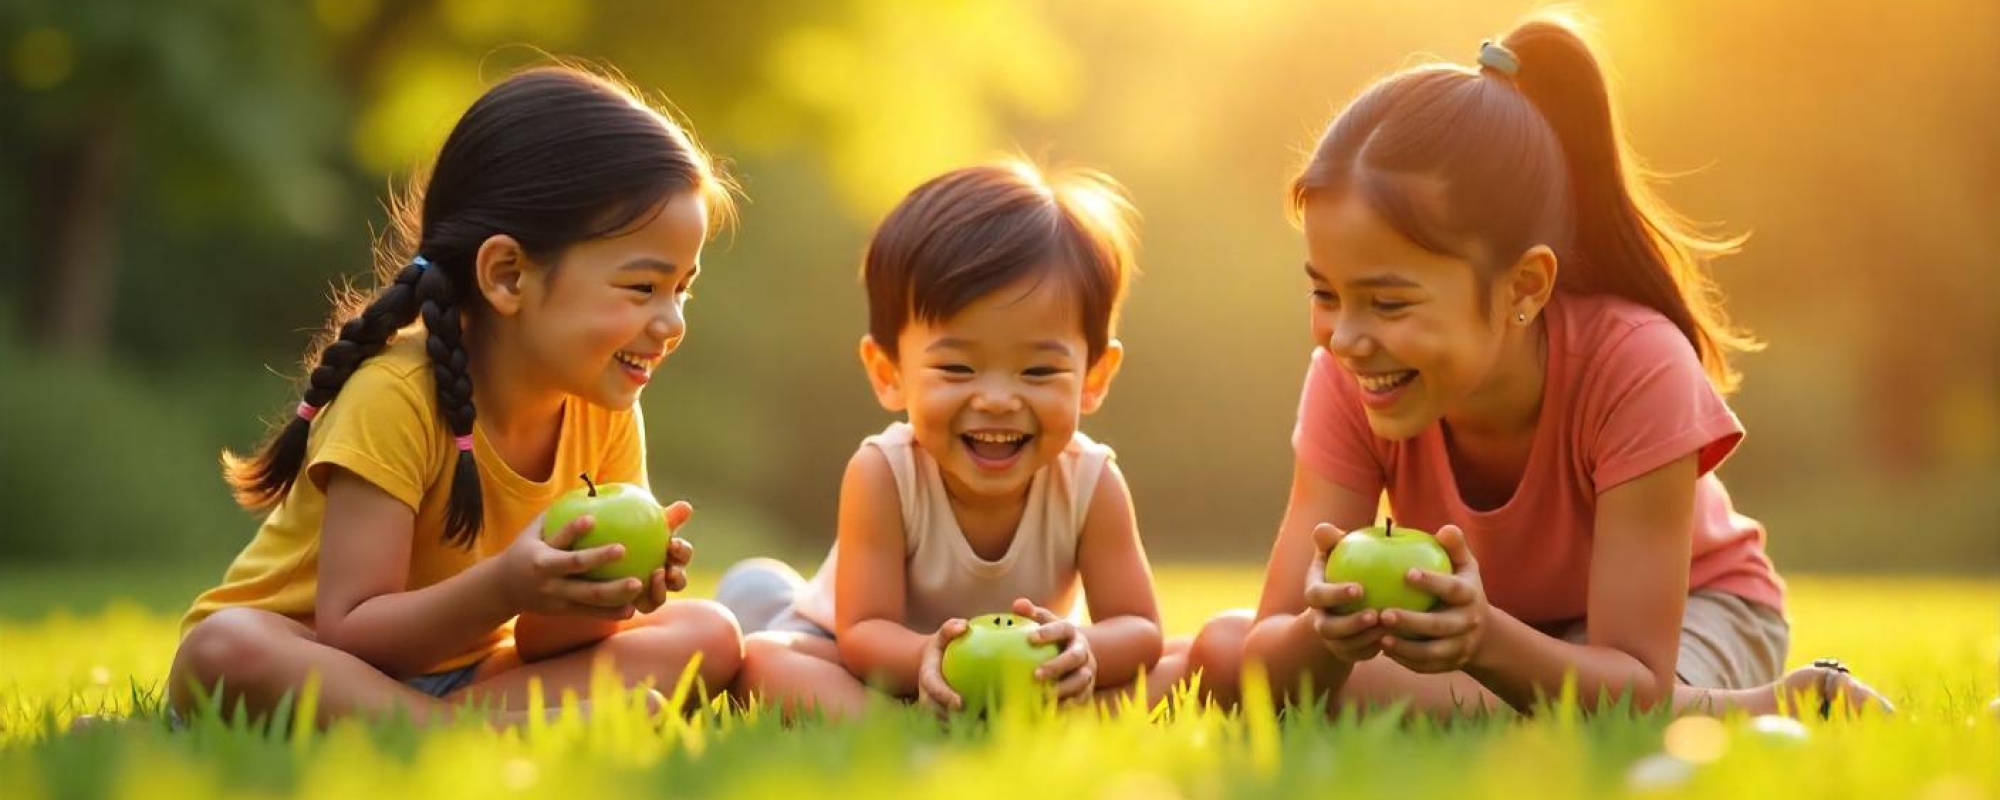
[714,558,835,640]
[1554,589,1789,689]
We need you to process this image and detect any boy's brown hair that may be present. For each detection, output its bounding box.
[863,159,1136,365]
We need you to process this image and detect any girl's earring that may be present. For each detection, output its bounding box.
[1516,311,1529,324]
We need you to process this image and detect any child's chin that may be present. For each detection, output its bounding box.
[1363,414,1427,442]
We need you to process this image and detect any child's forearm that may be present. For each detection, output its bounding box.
[1465,608,1670,712]
[318,558,518,678]
[1080,615,1163,687]
[1243,611,1355,703]
[837,619,930,697]
[515,612,622,662]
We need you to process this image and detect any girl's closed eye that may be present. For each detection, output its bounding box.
[1309,289,1338,306]
[1022,366,1068,378]
[624,282,657,296]
[933,364,975,377]
[1372,299,1414,313]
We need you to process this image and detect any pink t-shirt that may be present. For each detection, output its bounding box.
[1293,291,1785,624]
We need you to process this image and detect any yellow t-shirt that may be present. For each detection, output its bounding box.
[182,328,648,672]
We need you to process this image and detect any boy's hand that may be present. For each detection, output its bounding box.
[1303,523,1388,664]
[634,501,694,615]
[917,618,970,714]
[1012,598,1097,703]
[1376,525,1488,674]
[497,513,644,619]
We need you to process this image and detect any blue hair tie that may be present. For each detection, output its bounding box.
[411,255,432,274]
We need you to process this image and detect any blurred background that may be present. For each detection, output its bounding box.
[2,0,1996,614]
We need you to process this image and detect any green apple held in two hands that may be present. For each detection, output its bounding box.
[1325,518,1453,613]
[542,473,668,582]
[942,613,1060,715]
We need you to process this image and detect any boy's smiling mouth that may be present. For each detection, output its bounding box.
[961,428,1033,470]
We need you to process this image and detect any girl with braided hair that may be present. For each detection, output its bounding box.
[170,65,742,727]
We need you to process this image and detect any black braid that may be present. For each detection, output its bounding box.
[223,262,430,510]
[417,267,483,548]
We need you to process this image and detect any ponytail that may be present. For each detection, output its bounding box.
[1290,12,1759,393]
[1502,17,1760,392]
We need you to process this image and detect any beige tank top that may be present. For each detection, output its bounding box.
[793,422,1113,633]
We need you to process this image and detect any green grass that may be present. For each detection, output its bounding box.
[1,567,1995,799]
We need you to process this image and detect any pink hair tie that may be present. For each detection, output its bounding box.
[454,434,475,453]
[296,401,322,422]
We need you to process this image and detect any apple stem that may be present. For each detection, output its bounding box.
[580,473,598,497]
[1386,517,1395,537]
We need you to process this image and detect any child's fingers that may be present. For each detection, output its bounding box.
[535,542,625,577]
[667,537,694,568]
[1051,663,1096,700]
[541,514,595,550]
[1303,582,1360,612]
[1402,569,1478,607]
[1310,523,1346,557]
[1381,634,1463,673]
[1378,607,1469,639]
[919,671,963,712]
[1035,647,1088,681]
[1029,620,1076,647]
[661,565,687,594]
[662,500,694,531]
[1435,525,1476,570]
[1012,597,1060,624]
[556,576,644,608]
[936,618,969,644]
[1312,607,1378,641]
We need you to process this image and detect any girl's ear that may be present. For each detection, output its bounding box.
[858,335,906,411]
[475,234,531,316]
[1080,339,1124,415]
[1503,244,1559,325]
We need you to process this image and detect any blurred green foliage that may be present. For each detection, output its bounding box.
[1,0,1994,573]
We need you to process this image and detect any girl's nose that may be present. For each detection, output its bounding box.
[1327,316,1376,359]
[650,304,686,352]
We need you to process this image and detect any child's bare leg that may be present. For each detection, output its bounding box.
[1091,636,1195,710]
[733,631,869,720]
[169,607,454,726]
[458,599,743,713]
[1336,655,1512,717]
[1674,663,1894,717]
[1183,610,1255,708]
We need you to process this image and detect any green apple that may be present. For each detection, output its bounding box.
[941,613,1060,715]
[542,473,668,582]
[1324,518,1452,613]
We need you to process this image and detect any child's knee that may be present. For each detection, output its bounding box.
[654,599,745,675]
[1187,610,1256,700]
[175,608,289,695]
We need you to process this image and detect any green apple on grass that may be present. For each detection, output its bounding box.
[1324,518,1453,613]
[542,473,669,582]
[941,613,1060,715]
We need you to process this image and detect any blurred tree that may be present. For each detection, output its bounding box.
[1,0,347,357]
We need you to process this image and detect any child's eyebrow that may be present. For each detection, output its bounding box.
[1306,262,1421,290]
[616,257,684,276]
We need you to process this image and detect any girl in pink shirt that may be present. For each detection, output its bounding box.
[1188,13,1890,718]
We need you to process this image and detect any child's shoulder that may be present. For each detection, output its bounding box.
[1559,291,1698,365]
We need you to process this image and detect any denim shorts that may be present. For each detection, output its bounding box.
[164,659,485,729]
